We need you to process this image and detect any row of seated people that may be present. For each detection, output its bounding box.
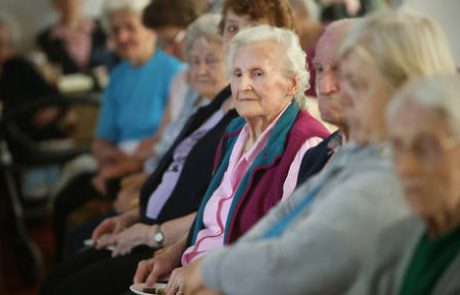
[0,0,368,148]
[33,0,460,295]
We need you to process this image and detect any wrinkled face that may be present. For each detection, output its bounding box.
[314,31,345,127]
[0,24,13,66]
[189,38,227,99]
[230,42,296,122]
[338,51,395,144]
[389,100,460,218]
[155,26,185,61]
[109,10,156,62]
[222,10,269,54]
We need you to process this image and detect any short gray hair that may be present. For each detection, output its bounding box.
[226,25,309,106]
[102,0,150,33]
[184,13,222,62]
[387,74,460,137]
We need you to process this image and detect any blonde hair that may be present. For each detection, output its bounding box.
[337,9,457,88]
[226,25,309,106]
[387,74,460,137]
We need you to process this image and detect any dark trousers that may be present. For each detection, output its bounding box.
[39,246,153,295]
[53,172,120,261]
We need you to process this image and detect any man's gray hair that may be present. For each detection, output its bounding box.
[184,13,222,62]
[226,25,309,106]
[102,0,150,33]
[387,74,460,137]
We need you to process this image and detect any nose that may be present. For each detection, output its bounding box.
[317,72,339,96]
[394,150,419,179]
[236,74,251,92]
[198,61,207,75]
[116,29,129,44]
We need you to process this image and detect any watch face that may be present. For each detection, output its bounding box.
[154,231,164,243]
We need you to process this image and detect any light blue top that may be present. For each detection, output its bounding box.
[96,50,185,143]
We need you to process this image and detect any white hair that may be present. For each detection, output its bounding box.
[101,0,150,33]
[387,74,460,137]
[184,13,222,62]
[226,25,309,106]
[289,0,320,21]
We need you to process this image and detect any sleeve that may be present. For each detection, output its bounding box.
[281,136,323,200]
[95,72,119,141]
[201,171,408,295]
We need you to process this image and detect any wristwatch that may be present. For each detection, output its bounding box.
[153,225,164,248]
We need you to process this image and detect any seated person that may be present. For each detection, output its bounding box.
[142,0,207,63]
[36,0,117,75]
[65,13,228,255]
[133,24,329,294]
[0,14,72,149]
[349,75,460,294]
[138,11,457,295]
[296,19,351,186]
[51,0,185,261]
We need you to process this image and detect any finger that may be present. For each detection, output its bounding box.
[145,264,163,288]
[92,220,111,241]
[134,259,152,284]
[96,233,116,249]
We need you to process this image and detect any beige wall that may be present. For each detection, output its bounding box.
[400,0,460,67]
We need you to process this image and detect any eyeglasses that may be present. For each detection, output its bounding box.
[389,135,460,167]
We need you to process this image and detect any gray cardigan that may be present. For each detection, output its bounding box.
[201,142,410,295]
[349,217,460,295]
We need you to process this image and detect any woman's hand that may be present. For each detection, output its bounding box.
[183,258,204,295]
[165,266,188,295]
[134,238,186,288]
[111,223,158,257]
[91,210,139,248]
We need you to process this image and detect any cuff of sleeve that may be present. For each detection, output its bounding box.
[201,249,226,291]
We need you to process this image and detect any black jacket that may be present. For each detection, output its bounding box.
[139,85,237,224]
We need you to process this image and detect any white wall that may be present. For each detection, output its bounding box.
[400,0,460,67]
[0,0,105,52]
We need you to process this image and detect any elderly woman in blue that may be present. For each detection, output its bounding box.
[93,0,185,188]
[52,0,184,261]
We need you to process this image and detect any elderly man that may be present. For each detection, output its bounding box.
[183,17,409,295]
[296,19,352,185]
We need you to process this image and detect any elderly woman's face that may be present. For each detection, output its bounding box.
[389,100,460,218]
[189,39,227,99]
[338,51,395,144]
[109,10,156,62]
[231,42,296,122]
[222,10,269,54]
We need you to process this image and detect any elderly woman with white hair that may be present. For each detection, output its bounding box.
[349,74,460,294]
[132,25,329,294]
[51,0,184,263]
